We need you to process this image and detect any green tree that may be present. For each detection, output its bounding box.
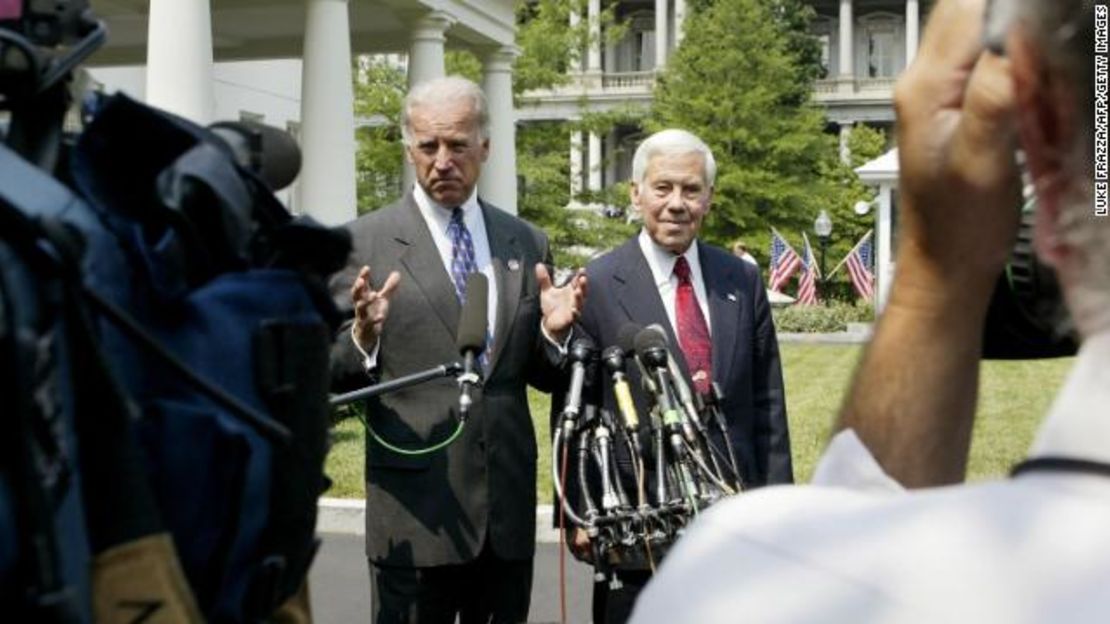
[352,57,406,214]
[649,0,870,269]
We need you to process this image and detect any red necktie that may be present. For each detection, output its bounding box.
[673,256,712,394]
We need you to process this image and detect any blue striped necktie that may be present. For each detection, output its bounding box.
[447,208,490,368]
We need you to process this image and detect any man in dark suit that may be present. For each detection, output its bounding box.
[330,76,586,623]
[566,129,792,623]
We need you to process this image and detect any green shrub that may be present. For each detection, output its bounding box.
[772,300,874,333]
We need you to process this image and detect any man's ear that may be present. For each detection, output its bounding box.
[403,143,415,166]
[481,137,491,163]
[629,181,642,210]
[1009,27,1075,265]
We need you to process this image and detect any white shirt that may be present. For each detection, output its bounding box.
[354,184,498,368]
[630,331,1110,624]
[638,229,713,338]
[412,183,499,337]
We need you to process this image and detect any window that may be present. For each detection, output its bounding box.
[817,33,831,79]
[856,13,903,79]
[868,30,896,77]
[239,110,264,124]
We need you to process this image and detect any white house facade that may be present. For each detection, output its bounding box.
[518,0,931,199]
[87,0,521,225]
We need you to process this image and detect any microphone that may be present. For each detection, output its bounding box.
[209,120,302,191]
[561,335,597,426]
[455,273,489,419]
[644,323,706,444]
[602,323,642,431]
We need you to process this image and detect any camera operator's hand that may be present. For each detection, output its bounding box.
[837,0,1021,488]
[351,266,401,352]
[893,0,1022,304]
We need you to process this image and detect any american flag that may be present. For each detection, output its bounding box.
[768,229,802,292]
[846,231,875,301]
[796,233,819,305]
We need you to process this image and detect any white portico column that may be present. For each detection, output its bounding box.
[587,0,602,74]
[404,12,454,192]
[146,0,214,123]
[409,12,453,88]
[654,0,668,69]
[838,0,854,79]
[674,0,687,47]
[479,46,520,214]
[906,0,920,65]
[588,132,602,191]
[839,121,854,164]
[297,0,356,226]
[570,130,584,200]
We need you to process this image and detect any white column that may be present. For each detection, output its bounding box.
[588,132,602,191]
[404,12,455,192]
[146,0,214,123]
[839,121,854,164]
[297,0,356,226]
[479,46,520,214]
[570,131,584,199]
[674,0,687,47]
[838,0,853,78]
[408,12,454,88]
[587,0,602,73]
[876,183,894,311]
[906,0,920,66]
[654,0,669,70]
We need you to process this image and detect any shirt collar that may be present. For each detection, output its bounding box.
[1028,330,1110,464]
[638,229,701,287]
[413,183,481,234]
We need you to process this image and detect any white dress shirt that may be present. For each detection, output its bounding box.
[638,229,713,338]
[631,331,1110,624]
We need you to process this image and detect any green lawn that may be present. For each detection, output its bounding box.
[325,344,1075,501]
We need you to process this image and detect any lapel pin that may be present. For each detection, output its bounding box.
[727,293,738,302]
[508,259,521,271]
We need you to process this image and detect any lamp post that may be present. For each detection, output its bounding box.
[814,210,833,292]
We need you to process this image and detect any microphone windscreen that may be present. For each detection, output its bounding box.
[616,323,643,355]
[457,273,489,355]
[570,334,597,363]
[209,120,303,191]
[633,326,668,357]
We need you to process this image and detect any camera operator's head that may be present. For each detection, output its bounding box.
[1005,2,1102,335]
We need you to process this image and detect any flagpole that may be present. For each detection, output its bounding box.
[802,232,820,278]
[827,229,873,279]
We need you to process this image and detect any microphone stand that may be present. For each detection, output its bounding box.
[329,361,463,406]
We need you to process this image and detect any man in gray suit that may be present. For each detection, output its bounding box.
[330,76,586,623]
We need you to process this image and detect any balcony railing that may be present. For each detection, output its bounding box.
[601,70,655,89]
[813,76,898,100]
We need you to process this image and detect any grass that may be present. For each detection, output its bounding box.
[325,344,1076,501]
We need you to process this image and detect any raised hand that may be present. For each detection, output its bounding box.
[536,264,588,344]
[351,266,401,351]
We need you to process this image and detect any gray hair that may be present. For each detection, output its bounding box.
[631,129,717,186]
[400,76,490,145]
[1009,1,1104,333]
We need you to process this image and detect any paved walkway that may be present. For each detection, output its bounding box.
[310,530,595,623]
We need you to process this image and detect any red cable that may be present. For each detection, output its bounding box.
[558,435,570,624]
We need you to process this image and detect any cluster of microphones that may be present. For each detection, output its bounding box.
[554,323,744,585]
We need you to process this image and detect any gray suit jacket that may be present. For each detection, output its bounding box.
[330,193,561,567]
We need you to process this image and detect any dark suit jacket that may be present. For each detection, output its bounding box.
[330,193,561,567]
[574,236,793,490]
